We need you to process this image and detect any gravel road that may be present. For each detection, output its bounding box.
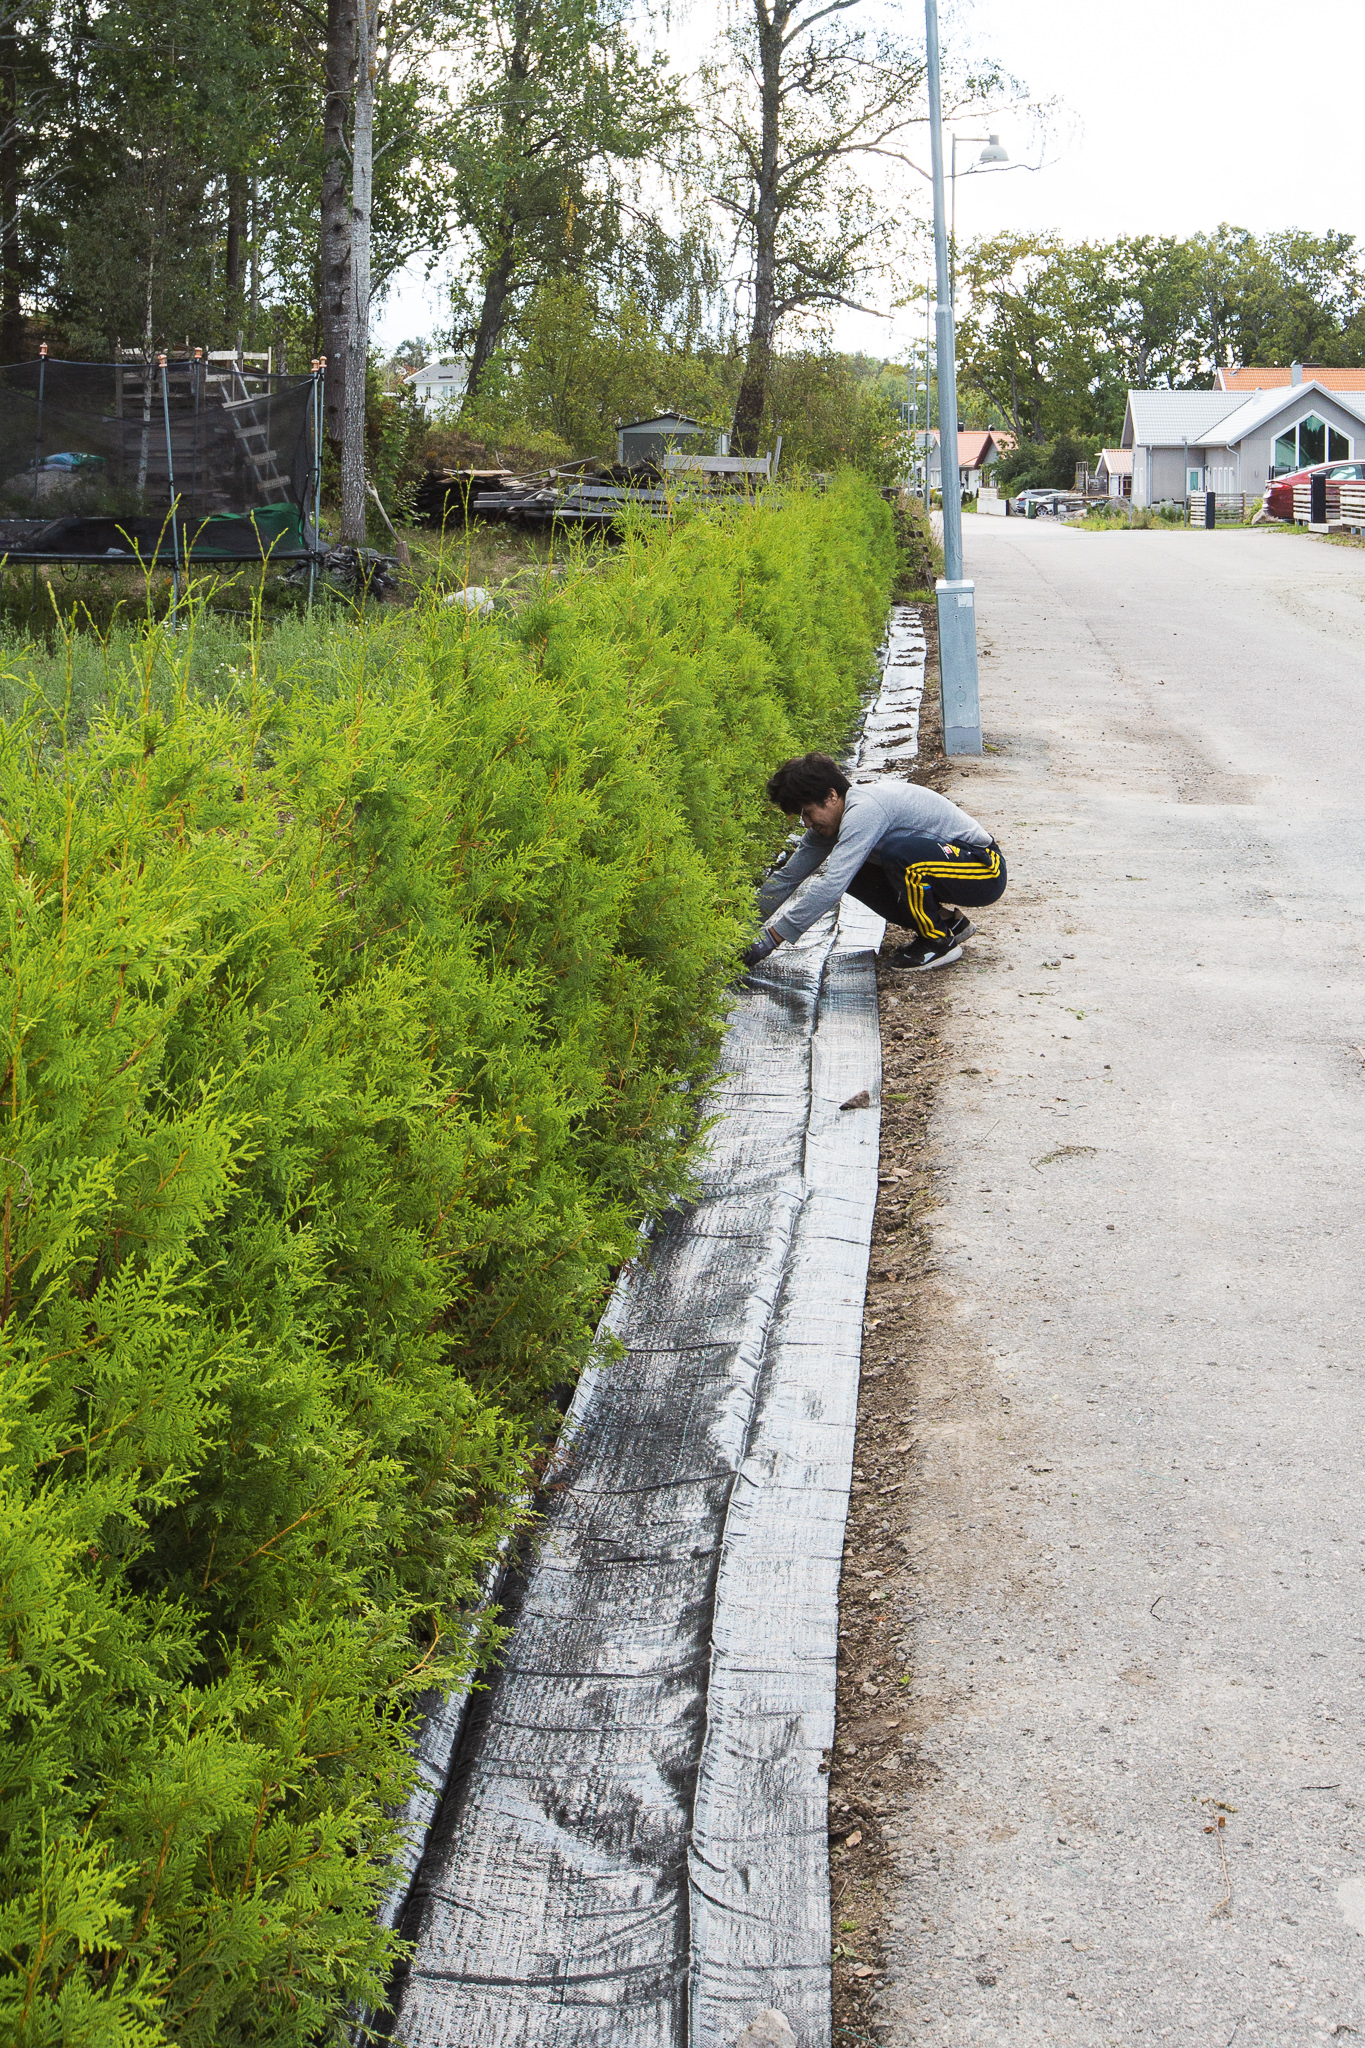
[865,520,1365,2046]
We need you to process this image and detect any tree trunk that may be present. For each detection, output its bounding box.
[340,0,377,547]
[225,171,245,324]
[320,0,357,455]
[731,0,784,455]
[462,3,532,403]
[248,175,259,348]
[0,51,20,362]
[463,239,517,400]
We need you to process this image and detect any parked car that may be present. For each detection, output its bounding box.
[1008,488,1086,518]
[1262,459,1365,522]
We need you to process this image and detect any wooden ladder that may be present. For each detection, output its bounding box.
[206,354,289,500]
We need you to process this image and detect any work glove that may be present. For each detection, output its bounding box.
[741,927,779,969]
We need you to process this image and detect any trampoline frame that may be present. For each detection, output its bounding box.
[0,346,326,611]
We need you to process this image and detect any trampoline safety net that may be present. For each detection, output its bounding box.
[0,356,320,563]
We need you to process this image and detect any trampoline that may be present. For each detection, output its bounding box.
[0,350,322,575]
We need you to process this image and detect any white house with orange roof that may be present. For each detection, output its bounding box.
[914,426,1013,493]
[1094,447,1131,497]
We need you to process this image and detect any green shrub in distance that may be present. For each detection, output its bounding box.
[0,474,894,2043]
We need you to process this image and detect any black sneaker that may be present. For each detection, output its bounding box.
[948,915,977,943]
[886,935,964,971]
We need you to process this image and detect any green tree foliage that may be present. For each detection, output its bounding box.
[959,224,1365,446]
[0,2,63,357]
[454,278,902,477]
[995,431,1093,495]
[763,352,903,484]
[446,0,689,399]
[0,474,894,2042]
[458,276,736,455]
[701,0,1007,451]
[14,0,469,363]
[59,0,281,354]
[956,233,1078,445]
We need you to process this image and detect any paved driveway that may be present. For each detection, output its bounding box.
[878,521,1365,2044]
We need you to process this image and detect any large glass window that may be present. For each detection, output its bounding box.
[1272,415,1353,473]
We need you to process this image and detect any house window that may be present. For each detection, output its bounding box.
[1274,414,1351,473]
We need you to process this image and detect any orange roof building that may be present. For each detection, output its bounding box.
[1215,364,1365,392]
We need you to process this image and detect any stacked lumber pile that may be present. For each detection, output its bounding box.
[417,451,780,528]
[414,468,516,524]
[470,468,671,523]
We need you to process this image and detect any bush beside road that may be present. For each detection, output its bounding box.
[0,476,893,2045]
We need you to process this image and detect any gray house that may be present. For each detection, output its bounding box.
[1122,379,1365,506]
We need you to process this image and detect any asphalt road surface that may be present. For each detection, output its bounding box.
[875,519,1365,2045]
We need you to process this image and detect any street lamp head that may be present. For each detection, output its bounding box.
[978,133,1008,164]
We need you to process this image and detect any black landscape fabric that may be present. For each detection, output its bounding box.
[0,357,318,561]
[376,613,924,2048]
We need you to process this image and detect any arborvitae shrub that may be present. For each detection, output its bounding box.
[0,475,893,2043]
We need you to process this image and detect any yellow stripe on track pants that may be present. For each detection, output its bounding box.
[904,845,1003,942]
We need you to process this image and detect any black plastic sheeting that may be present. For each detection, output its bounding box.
[381,608,926,2048]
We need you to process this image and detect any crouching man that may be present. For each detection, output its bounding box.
[743,752,1007,971]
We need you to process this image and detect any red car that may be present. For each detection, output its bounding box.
[1262,459,1365,521]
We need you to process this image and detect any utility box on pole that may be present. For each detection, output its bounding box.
[936,578,982,756]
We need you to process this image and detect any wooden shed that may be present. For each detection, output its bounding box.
[616,412,710,465]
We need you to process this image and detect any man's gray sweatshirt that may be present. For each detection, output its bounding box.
[758,780,991,942]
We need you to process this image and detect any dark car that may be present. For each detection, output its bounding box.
[1262,459,1365,522]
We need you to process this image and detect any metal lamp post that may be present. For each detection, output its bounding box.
[924,0,981,756]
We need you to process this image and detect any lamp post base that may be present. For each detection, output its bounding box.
[935,577,983,756]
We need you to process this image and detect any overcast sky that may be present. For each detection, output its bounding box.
[374,0,1365,363]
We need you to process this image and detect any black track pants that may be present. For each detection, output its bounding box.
[844,839,1007,943]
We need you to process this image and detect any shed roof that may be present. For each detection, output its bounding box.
[619,412,702,432]
[1121,389,1248,448]
[1216,365,1365,392]
[1096,447,1132,474]
[1195,380,1365,447]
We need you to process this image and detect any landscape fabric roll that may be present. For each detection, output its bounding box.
[383,609,925,2047]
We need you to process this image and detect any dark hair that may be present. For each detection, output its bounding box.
[765,752,850,813]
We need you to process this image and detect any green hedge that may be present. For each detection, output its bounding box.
[0,475,893,2044]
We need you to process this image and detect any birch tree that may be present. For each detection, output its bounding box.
[446,0,687,400]
[301,0,456,452]
[703,0,1004,451]
[341,0,379,543]
[318,0,359,447]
